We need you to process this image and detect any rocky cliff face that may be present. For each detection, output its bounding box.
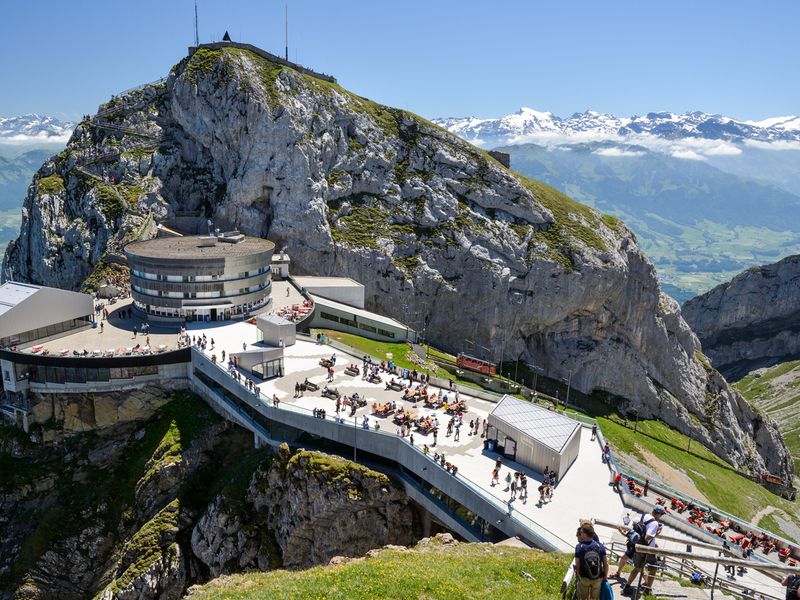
[0,395,422,600]
[1,43,791,478]
[683,255,800,381]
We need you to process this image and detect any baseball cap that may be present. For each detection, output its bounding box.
[653,505,666,515]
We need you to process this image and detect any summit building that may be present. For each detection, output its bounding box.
[125,232,274,321]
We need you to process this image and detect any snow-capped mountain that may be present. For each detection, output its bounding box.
[433,107,800,150]
[0,114,75,144]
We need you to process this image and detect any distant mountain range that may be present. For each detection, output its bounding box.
[0,113,75,145]
[434,107,800,148]
[435,109,800,301]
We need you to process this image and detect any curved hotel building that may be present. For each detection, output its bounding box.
[125,233,274,321]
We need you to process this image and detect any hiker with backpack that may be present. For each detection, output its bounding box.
[782,572,800,599]
[574,523,608,599]
[621,505,666,597]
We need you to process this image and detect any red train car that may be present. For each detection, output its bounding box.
[456,353,497,376]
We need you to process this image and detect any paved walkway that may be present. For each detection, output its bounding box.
[188,328,626,547]
[36,297,180,355]
[187,326,791,596]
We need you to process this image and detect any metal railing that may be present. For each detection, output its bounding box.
[602,540,787,600]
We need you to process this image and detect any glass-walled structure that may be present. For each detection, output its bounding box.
[125,234,275,321]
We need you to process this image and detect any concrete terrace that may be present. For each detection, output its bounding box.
[185,321,790,596]
[188,322,631,546]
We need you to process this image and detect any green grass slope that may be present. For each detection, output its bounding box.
[565,398,800,537]
[735,360,800,479]
[186,541,571,600]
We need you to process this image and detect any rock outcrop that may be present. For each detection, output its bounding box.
[1,43,791,478]
[1,401,424,599]
[683,255,800,381]
[192,444,418,573]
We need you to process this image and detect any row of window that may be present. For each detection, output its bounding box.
[132,266,269,283]
[318,311,397,339]
[133,282,269,299]
[0,316,93,347]
[22,364,160,385]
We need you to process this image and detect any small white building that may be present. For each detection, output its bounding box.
[488,395,581,477]
[256,314,296,347]
[307,293,415,343]
[292,276,365,309]
[0,282,94,348]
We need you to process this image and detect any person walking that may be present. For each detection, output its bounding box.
[510,477,517,500]
[622,506,666,597]
[504,471,512,492]
[432,428,438,447]
[454,422,461,442]
[574,523,608,600]
[482,419,488,438]
[643,478,650,497]
[491,468,499,486]
[591,423,597,441]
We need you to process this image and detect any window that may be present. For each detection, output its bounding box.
[377,328,396,339]
[320,312,340,323]
[359,323,377,334]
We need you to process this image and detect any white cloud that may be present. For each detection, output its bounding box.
[743,139,800,151]
[0,132,71,145]
[671,149,706,160]
[593,147,645,157]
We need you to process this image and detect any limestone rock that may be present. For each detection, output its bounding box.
[2,46,791,478]
[248,448,417,568]
[683,255,800,380]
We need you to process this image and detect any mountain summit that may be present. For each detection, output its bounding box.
[1,42,791,479]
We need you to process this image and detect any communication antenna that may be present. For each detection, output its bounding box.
[194,0,199,47]
[285,5,289,61]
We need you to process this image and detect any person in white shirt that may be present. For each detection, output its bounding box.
[622,506,665,596]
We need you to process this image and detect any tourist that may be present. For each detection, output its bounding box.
[409,434,414,446]
[100,322,104,333]
[602,444,611,464]
[423,444,429,456]
[538,483,547,505]
[510,477,517,500]
[273,395,279,408]
[591,423,597,441]
[520,474,528,501]
[613,472,623,492]
[504,471,512,492]
[454,422,461,442]
[781,573,800,599]
[242,342,247,351]
[621,506,666,596]
[432,427,438,447]
[574,523,608,600]
[294,382,300,398]
[482,419,488,438]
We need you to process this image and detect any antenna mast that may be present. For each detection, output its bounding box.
[194,0,199,47]
[285,5,288,61]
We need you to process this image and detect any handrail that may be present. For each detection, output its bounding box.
[190,347,573,552]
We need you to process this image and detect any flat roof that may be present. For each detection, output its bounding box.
[0,282,40,317]
[308,293,410,331]
[293,276,364,289]
[125,236,275,260]
[490,395,580,453]
[257,314,293,326]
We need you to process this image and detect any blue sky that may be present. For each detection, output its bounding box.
[2,0,798,122]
